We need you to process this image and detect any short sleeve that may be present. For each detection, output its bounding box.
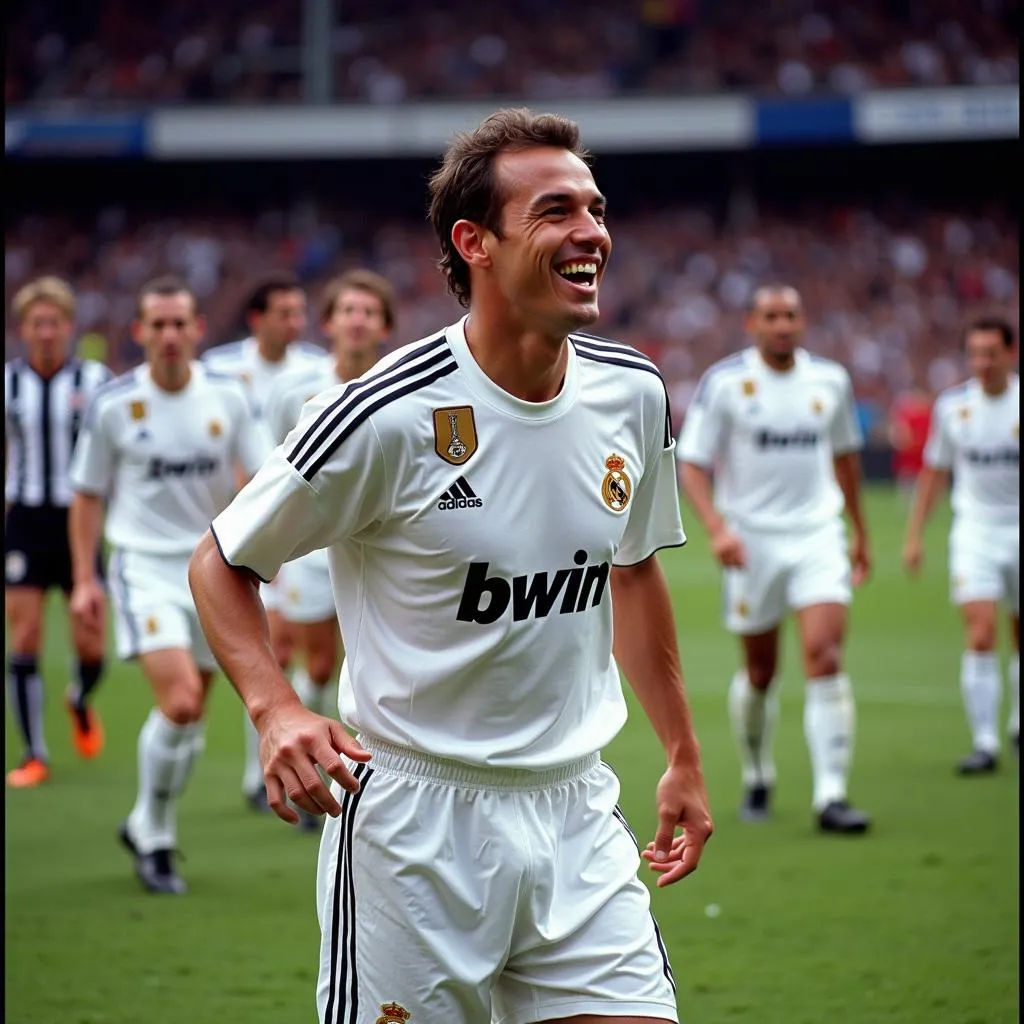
[69,402,116,496]
[614,386,686,566]
[211,390,388,582]
[677,372,728,467]
[829,371,864,455]
[923,401,954,470]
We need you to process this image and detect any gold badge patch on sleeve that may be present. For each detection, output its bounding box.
[433,406,478,466]
[130,400,147,421]
[601,453,632,513]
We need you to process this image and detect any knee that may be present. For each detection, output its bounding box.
[805,639,842,680]
[965,621,997,653]
[271,636,294,672]
[746,661,776,692]
[306,651,335,688]
[160,689,204,726]
[9,621,41,655]
[74,630,106,663]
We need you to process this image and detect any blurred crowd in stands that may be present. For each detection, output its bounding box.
[6,197,1017,441]
[7,0,1019,106]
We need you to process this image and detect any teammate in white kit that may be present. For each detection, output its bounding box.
[679,284,873,834]
[263,271,395,765]
[903,316,1019,773]
[201,272,326,812]
[68,277,266,894]
[190,109,712,1024]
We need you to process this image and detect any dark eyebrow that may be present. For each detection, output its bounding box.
[531,191,608,211]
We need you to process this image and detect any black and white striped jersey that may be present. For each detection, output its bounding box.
[4,357,113,508]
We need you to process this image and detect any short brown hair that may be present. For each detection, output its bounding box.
[245,271,302,316]
[428,108,590,307]
[321,269,397,331]
[136,275,196,320]
[964,315,1015,349]
[13,276,76,323]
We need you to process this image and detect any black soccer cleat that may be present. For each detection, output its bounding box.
[956,750,999,776]
[118,822,187,895]
[739,784,771,822]
[245,785,271,814]
[816,800,871,835]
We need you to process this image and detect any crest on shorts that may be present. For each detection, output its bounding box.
[240,372,252,385]
[376,1004,411,1024]
[433,406,478,466]
[742,380,756,397]
[145,616,159,635]
[130,400,147,421]
[208,419,223,437]
[4,551,27,584]
[601,453,632,513]
[959,407,970,421]
[811,398,824,415]
[736,600,749,619]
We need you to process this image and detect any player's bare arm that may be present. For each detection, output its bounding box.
[833,451,871,586]
[902,465,951,575]
[188,531,370,823]
[610,555,713,886]
[68,492,107,631]
[678,461,746,568]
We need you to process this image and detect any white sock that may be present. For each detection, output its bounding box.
[728,671,778,787]
[1009,654,1019,737]
[128,710,198,855]
[960,651,1000,755]
[803,674,855,811]
[242,713,264,796]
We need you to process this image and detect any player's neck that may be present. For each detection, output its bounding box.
[256,337,288,364]
[463,311,568,403]
[756,348,796,374]
[979,375,1009,398]
[149,361,192,393]
[334,349,377,383]
[27,352,66,380]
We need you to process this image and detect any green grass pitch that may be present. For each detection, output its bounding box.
[5,487,1019,1023]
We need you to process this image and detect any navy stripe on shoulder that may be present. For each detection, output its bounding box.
[287,332,452,480]
[82,371,137,427]
[571,331,660,368]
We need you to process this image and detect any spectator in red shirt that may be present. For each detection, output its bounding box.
[888,387,933,492]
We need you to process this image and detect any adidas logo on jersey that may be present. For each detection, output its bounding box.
[457,550,610,623]
[438,477,483,510]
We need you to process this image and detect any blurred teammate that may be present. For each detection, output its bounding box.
[201,272,325,812]
[888,387,932,494]
[679,284,872,835]
[69,277,266,894]
[903,316,1019,773]
[190,108,711,1023]
[263,271,395,805]
[5,277,111,787]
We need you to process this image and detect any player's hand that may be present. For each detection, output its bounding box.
[710,526,747,569]
[258,705,372,826]
[850,532,871,587]
[640,764,714,887]
[69,579,105,633]
[902,538,924,577]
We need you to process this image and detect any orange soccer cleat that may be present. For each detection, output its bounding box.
[66,698,105,760]
[7,758,51,788]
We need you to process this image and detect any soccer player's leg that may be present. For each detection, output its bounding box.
[4,582,50,787]
[1004,552,1019,753]
[493,762,678,1024]
[950,527,1004,774]
[790,520,869,834]
[63,550,107,760]
[723,531,786,821]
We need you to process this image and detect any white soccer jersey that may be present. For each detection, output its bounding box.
[70,362,268,555]
[213,317,685,769]
[924,375,1019,525]
[678,347,862,531]
[264,363,344,446]
[201,336,329,419]
[5,357,113,507]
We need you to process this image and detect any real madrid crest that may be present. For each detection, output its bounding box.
[376,1003,412,1024]
[811,398,823,415]
[208,419,223,437]
[130,400,147,421]
[601,453,632,513]
[433,406,478,466]
[742,379,756,397]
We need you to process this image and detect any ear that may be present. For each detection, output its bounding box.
[130,320,144,347]
[451,220,493,271]
[194,313,208,346]
[245,310,261,334]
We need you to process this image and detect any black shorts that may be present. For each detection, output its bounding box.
[3,502,100,593]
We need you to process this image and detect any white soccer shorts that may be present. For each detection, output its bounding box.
[315,739,679,1024]
[278,549,336,624]
[723,517,852,634]
[949,520,1020,614]
[107,548,217,670]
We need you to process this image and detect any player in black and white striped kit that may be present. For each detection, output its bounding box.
[4,277,112,788]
